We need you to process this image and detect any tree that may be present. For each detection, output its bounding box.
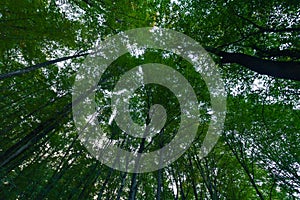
[0,0,299,199]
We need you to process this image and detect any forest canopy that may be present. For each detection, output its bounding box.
[0,0,299,199]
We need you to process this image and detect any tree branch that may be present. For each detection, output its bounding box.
[206,48,300,81]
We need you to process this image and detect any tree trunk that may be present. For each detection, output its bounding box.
[97,167,114,200]
[156,129,164,200]
[206,48,300,81]
[188,156,199,200]
[226,139,265,200]
[0,102,72,168]
[116,172,127,200]
[0,52,88,80]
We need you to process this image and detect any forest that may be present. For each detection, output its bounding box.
[0,0,299,199]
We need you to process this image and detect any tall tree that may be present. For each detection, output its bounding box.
[0,0,299,199]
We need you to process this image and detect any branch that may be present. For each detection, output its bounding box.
[261,27,300,33]
[252,46,300,59]
[206,48,300,81]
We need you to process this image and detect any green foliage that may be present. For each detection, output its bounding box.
[0,0,299,199]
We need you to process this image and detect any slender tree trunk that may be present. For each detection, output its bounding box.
[0,52,88,80]
[67,162,100,199]
[97,139,128,200]
[170,167,179,200]
[78,164,104,199]
[13,142,52,198]
[128,104,152,200]
[188,156,199,200]
[156,129,164,200]
[156,169,163,200]
[0,101,72,168]
[0,85,95,170]
[116,172,127,200]
[178,175,186,200]
[194,155,217,200]
[0,83,49,112]
[36,152,80,199]
[226,140,265,200]
[36,134,81,199]
[97,167,114,200]
[2,94,64,134]
[128,135,148,200]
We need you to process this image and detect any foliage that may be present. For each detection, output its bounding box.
[0,0,299,199]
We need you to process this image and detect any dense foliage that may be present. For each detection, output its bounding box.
[0,0,299,199]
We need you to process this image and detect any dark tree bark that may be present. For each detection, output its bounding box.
[0,52,88,80]
[188,156,199,200]
[97,167,114,200]
[2,94,63,134]
[128,137,146,200]
[128,101,152,200]
[156,169,163,200]
[116,172,127,200]
[169,167,179,200]
[36,151,80,199]
[0,101,72,169]
[207,48,300,81]
[194,156,218,200]
[78,164,103,199]
[178,174,186,200]
[156,129,164,200]
[2,48,299,82]
[0,84,96,170]
[68,162,100,199]
[226,139,265,200]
